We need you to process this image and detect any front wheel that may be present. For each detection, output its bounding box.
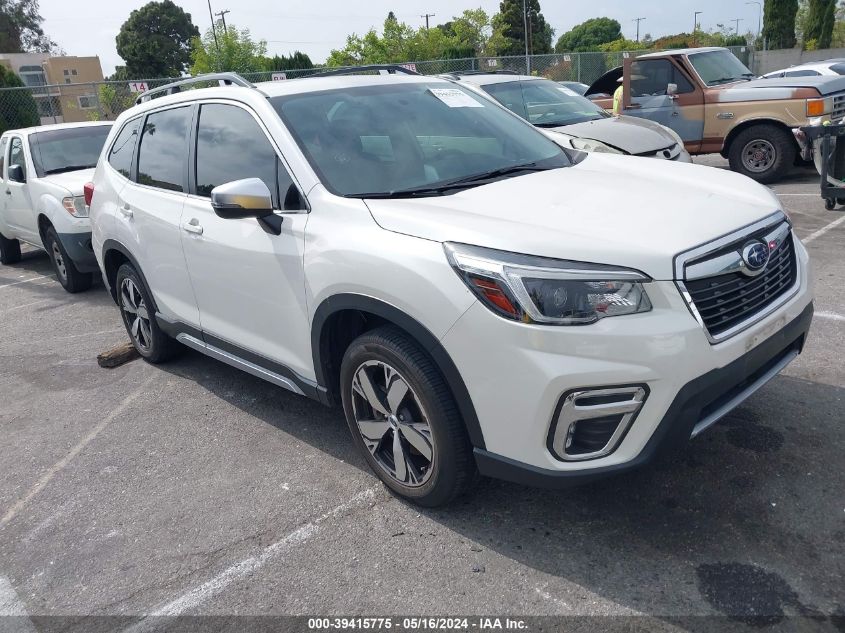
[340,326,476,507]
[0,231,21,265]
[728,124,796,184]
[45,227,93,293]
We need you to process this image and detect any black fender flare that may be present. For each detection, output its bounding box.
[311,294,486,450]
[101,239,158,311]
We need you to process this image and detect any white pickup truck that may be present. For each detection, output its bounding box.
[0,122,112,292]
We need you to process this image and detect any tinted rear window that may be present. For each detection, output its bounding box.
[137,107,190,192]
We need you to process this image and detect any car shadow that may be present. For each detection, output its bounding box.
[155,349,845,627]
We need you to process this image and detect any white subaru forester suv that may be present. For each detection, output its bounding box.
[88,70,813,507]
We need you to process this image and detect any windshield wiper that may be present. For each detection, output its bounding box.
[354,162,556,199]
[43,164,94,175]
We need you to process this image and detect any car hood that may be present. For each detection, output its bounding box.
[365,155,782,281]
[547,116,677,154]
[719,75,845,98]
[39,168,95,196]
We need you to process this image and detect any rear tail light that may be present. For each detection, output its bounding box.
[83,181,95,207]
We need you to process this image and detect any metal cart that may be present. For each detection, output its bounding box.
[799,121,845,210]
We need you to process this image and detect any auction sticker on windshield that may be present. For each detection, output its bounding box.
[429,88,484,108]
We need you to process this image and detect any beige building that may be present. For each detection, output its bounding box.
[0,53,104,124]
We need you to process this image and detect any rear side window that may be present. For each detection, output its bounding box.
[194,103,280,206]
[137,107,191,192]
[784,69,820,77]
[631,59,695,96]
[483,82,528,119]
[108,118,141,178]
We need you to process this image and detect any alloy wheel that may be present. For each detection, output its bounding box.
[50,242,67,282]
[120,277,152,353]
[350,360,435,487]
[741,139,776,173]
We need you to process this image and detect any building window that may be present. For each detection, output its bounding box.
[65,78,71,83]
[77,95,97,109]
[19,65,48,95]
[63,69,69,76]
[71,69,78,76]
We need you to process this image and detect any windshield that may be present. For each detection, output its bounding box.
[483,79,609,127]
[271,82,568,197]
[28,125,112,178]
[688,50,755,86]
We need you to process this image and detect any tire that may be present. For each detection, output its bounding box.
[826,198,836,211]
[0,231,21,265]
[340,325,476,507]
[728,124,796,184]
[44,227,93,293]
[115,262,181,363]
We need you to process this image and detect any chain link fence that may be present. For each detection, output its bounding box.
[0,46,755,132]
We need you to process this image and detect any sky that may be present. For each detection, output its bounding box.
[38,0,764,76]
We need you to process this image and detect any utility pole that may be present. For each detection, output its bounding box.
[523,0,530,74]
[215,9,230,35]
[746,1,762,38]
[732,17,743,36]
[693,11,703,46]
[207,0,220,54]
[633,17,646,42]
[420,13,435,30]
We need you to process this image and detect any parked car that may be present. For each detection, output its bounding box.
[558,81,590,95]
[762,60,845,78]
[586,47,845,183]
[89,70,813,507]
[447,72,691,161]
[0,121,113,292]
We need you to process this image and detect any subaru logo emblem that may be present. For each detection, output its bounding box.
[742,241,770,273]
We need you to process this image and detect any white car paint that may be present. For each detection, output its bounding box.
[0,121,111,268]
[763,59,845,79]
[89,74,813,492]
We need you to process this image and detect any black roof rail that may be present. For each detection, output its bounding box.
[135,72,255,104]
[443,70,520,79]
[306,64,421,78]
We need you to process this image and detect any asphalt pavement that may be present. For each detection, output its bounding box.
[0,157,843,632]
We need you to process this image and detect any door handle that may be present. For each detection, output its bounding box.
[119,203,133,218]
[182,219,203,235]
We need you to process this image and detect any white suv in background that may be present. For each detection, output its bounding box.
[0,122,112,292]
[88,70,813,507]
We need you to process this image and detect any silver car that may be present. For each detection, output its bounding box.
[447,72,691,162]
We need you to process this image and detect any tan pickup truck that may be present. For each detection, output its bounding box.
[586,46,845,183]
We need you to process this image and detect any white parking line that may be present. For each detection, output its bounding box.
[817,311,845,322]
[802,214,845,244]
[0,378,150,529]
[122,487,376,629]
[0,576,37,631]
[0,275,51,289]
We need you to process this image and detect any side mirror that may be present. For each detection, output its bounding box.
[667,83,678,98]
[8,164,25,183]
[210,178,274,220]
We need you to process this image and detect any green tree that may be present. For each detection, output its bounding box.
[763,0,799,49]
[0,65,39,135]
[116,0,199,78]
[264,51,314,72]
[191,22,267,74]
[0,0,58,52]
[555,17,622,52]
[804,0,836,47]
[496,0,553,56]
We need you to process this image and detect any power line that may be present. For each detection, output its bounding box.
[420,13,435,29]
[633,17,646,42]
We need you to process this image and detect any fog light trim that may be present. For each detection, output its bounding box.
[547,385,649,462]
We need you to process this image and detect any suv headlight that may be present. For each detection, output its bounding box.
[62,196,88,218]
[445,243,652,325]
[569,138,624,154]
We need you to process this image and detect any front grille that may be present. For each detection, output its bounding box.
[833,92,845,121]
[685,234,797,338]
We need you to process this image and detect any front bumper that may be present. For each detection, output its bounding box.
[57,231,99,273]
[441,240,813,483]
[473,302,813,488]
